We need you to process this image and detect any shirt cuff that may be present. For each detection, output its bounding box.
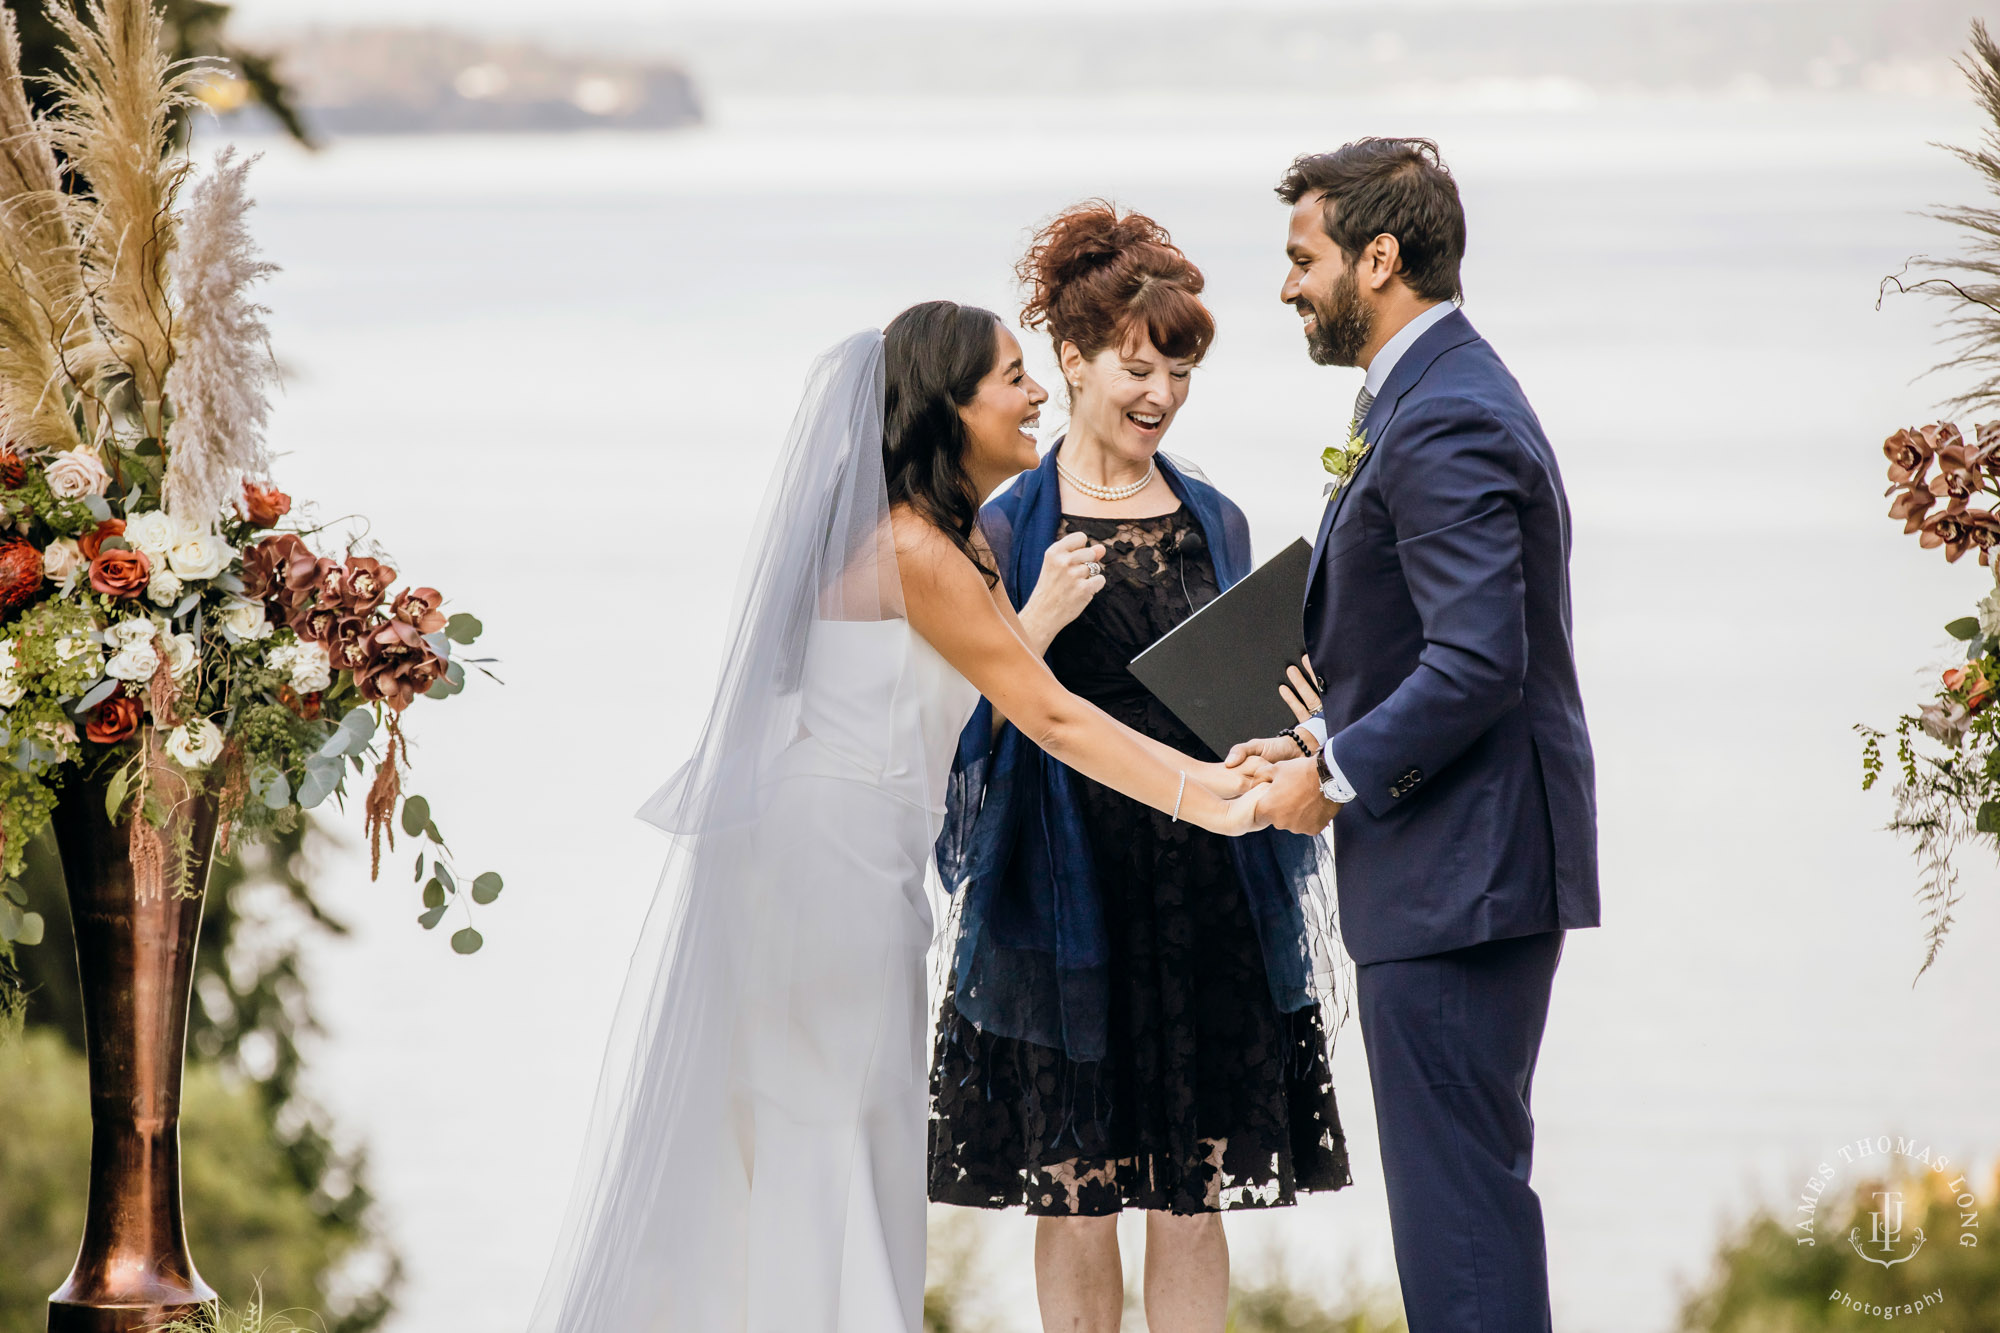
[1300,716,1328,749]
[1317,750,1358,804]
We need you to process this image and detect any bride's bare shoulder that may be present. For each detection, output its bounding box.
[889,505,964,573]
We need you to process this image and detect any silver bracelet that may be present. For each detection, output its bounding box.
[1171,770,1188,823]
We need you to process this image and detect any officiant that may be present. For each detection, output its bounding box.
[927,202,1350,1333]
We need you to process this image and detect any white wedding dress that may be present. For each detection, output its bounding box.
[528,334,980,1333]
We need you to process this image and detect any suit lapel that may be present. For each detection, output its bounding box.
[1304,309,1481,603]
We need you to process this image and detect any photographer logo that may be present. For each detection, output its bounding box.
[1792,1135,1979,1322]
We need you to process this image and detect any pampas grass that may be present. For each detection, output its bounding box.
[0,9,90,451]
[1891,21,2000,415]
[163,147,273,525]
[44,0,195,442]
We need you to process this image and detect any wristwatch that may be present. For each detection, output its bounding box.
[1315,745,1357,804]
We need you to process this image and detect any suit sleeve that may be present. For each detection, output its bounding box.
[1325,394,1528,817]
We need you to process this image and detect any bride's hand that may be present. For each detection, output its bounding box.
[1192,757,1274,799]
[1019,532,1107,647]
[1217,782,1273,837]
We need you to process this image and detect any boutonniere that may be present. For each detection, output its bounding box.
[1321,427,1371,497]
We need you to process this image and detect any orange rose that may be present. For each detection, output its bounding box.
[0,446,22,489]
[88,546,151,599]
[85,687,141,744]
[78,517,125,560]
[240,480,291,529]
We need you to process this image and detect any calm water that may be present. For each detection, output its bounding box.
[217,89,2000,1331]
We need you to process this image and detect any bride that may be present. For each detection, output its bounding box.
[527,300,1275,1333]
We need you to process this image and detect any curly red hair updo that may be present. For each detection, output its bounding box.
[1017,200,1215,368]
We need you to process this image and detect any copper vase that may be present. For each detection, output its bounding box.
[45,752,221,1333]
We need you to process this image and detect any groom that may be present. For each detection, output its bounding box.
[1229,138,1599,1331]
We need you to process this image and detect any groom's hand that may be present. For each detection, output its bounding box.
[1260,755,1341,836]
[1224,735,1307,767]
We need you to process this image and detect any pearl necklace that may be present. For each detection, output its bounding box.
[1056,452,1156,502]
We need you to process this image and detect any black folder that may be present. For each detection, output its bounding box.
[1127,537,1314,758]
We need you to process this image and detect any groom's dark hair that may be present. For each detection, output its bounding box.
[1276,138,1465,303]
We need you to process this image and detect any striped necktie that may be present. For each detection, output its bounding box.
[1351,385,1375,436]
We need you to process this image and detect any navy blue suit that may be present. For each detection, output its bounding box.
[1304,309,1597,1331]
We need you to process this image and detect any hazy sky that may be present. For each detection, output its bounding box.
[228,0,1684,28]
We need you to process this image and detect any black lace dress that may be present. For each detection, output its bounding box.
[928,507,1351,1216]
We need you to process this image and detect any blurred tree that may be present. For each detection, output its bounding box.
[12,821,400,1332]
[1681,1164,1998,1331]
[9,0,311,148]
[0,1029,378,1327]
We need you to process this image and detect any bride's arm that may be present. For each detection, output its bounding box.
[898,515,1268,836]
[971,532,1271,798]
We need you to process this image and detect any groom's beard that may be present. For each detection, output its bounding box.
[1302,263,1373,367]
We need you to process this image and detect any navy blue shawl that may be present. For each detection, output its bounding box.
[934,446,1326,1063]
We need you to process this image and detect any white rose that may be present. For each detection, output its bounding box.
[216,597,271,644]
[43,446,110,498]
[166,530,234,581]
[103,619,157,652]
[164,717,223,769]
[102,622,160,682]
[42,537,83,582]
[271,639,332,694]
[123,510,177,558]
[1980,587,2000,643]
[104,642,159,682]
[164,631,198,679]
[146,567,183,607]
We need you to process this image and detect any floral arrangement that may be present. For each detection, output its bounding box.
[0,0,501,1008]
[1858,22,2000,975]
[1858,423,2000,973]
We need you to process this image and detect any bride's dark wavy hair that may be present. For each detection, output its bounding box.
[883,299,1003,587]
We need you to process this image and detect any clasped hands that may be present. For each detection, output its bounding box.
[1218,655,1343,837]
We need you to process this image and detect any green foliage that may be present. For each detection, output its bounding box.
[157,1287,328,1333]
[0,1030,360,1328]
[1680,1165,1999,1331]
[1227,1262,1407,1333]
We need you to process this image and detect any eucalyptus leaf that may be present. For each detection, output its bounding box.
[1979,800,2000,835]
[445,613,483,645]
[1,881,23,906]
[417,902,448,930]
[450,926,483,955]
[401,795,431,839]
[435,862,456,893]
[212,572,244,594]
[17,911,42,946]
[1947,616,1981,641]
[423,630,452,659]
[104,767,130,822]
[422,879,445,910]
[83,494,111,521]
[124,481,141,508]
[413,851,426,882]
[173,592,199,618]
[75,677,118,713]
[425,677,454,701]
[471,872,503,904]
[297,760,341,810]
[259,770,291,811]
[0,899,21,942]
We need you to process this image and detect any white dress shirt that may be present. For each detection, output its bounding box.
[1299,301,1458,793]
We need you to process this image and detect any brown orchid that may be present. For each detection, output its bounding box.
[353,619,446,712]
[1885,426,1937,487]
[391,586,446,634]
[321,555,395,616]
[1890,482,1939,533]
[1927,428,1993,503]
